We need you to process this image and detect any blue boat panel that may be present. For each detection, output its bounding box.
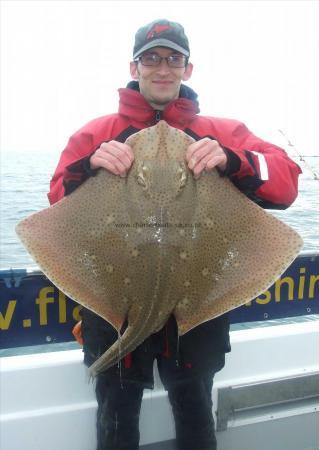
[0,254,318,349]
[229,253,319,323]
[0,273,82,348]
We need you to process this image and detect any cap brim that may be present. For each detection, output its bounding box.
[133,38,190,59]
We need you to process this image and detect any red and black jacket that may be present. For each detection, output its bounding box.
[48,82,301,380]
[48,81,301,209]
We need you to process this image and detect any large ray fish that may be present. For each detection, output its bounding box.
[16,121,303,377]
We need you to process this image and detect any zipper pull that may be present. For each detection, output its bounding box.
[155,110,161,122]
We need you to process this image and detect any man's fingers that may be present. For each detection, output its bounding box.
[99,142,133,168]
[187,140,221,170]
[109,141,134,163]
[91,156,122,176]
[192,152,218,177]
[93,154,127,176]
[192,154,226,177]
[187,139,221,169]
[188,146,211,170]
[192,154,212,177]
[206,154,227,171]
[187,139,227,177]
[185,138,211,162]
[91,151,128,175]
[90,141,135,175]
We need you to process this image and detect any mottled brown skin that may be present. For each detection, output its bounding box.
[16,121,303,377]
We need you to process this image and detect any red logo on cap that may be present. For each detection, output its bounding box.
[147,24,172,40]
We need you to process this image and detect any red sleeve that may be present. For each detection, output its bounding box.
[48,132,95,205]
[212,120,302,209]
[48,114,122,205]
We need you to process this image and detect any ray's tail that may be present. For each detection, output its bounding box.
[88,305,169,378]
[89,244,171,378]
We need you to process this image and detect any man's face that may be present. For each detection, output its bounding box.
[130,47,193,110]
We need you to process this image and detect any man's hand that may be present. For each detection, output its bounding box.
[186,138,227,178]
[90,141,134,177]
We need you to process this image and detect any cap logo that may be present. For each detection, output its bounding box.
[146,24,172,40]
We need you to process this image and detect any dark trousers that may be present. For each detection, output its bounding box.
[95,374,217,450]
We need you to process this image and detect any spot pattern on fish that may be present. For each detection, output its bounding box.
[16,121,303,377]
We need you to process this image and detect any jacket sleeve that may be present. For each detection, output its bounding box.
[48,114,134,205]
[213,120,302,209]
[48,130,99,205]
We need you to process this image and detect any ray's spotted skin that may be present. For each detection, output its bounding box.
[16,122,303,377]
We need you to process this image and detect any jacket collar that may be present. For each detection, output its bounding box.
[118,81,200,127]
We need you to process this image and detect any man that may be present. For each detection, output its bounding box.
[49,19,301,450]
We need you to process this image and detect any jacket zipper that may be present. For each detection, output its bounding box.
[155,110,162,122]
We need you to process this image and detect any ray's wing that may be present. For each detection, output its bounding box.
[16,170,148,332]
[16,121,303,374]
[172,170,303,335]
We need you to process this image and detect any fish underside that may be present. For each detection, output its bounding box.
[16,121,303,377]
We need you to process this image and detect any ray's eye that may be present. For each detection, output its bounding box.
[137,174,147,187]
[136,163,149,188]
[177,165,187,188]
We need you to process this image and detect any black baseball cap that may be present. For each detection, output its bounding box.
[133,19,190,60]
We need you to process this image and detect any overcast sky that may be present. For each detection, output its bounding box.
[1,0,319,157]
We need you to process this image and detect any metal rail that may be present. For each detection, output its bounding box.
[216,371,319,431]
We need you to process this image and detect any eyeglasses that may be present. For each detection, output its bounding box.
[135,53,187,68]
